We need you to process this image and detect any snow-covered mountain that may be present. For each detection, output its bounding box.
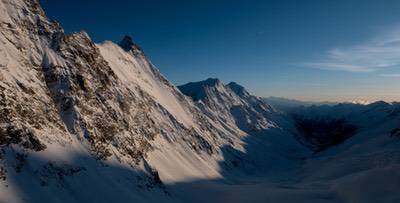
[0,0,399,203]
[177,80,400,202]
[0,0,304,202]
[178,79,307,177]
[179,78,277,134]
[0,0,242,201]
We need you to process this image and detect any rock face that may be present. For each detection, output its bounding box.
[118,35,144,56]
[294,116,357,151]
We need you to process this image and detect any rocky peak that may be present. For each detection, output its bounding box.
[118,35,144,56]
[227,82,249,98]
[201,78,222,86]
[178,78,224,101]
[179,77,278,134]
[179,79,252,103]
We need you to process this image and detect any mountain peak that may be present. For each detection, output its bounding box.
[182,78,222,88]
[69,31,91,41]
[119,35,134,50]
[367,100,390,107]
[178,78,223,101]
[226,82,248,96]
[202,78,221,86]
[118,35,143,54]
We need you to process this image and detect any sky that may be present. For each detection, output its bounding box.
[40,0,400,102]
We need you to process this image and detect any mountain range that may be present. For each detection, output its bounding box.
[0,1,399,203]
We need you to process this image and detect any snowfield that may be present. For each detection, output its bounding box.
[0,0,399,202]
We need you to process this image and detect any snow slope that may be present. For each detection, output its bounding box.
[98,39,195,127]
[169,95,400,203]
[0,0,399,202]
[0,0,243,201]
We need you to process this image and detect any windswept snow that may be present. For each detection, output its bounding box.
[98,41,195,127]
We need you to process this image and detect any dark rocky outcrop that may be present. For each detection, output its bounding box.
[294,116,357,152]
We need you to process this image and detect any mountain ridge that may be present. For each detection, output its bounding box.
[0,1,400,202]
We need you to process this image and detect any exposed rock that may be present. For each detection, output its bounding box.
[118,35,144,56]
[293,116,357,151]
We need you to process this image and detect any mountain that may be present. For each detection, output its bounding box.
[0,0,305,202]
[0,0,244,201]
[179,79,307,176]
[1,0,400,203]
[262,96,337,111]
[179,79,276,133]
[179,80,400,203]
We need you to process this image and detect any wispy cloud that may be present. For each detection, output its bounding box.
[305,27,400,72]
[303,62,375,72]
[379,73,400,77]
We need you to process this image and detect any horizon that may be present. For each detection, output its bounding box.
[41,0,400,102]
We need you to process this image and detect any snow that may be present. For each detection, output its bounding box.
[98,41,195,127]
[147,136,222,183]
[349,99,373,105]
[1,0,400,202]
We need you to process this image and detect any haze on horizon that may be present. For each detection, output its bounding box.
[41,0,400,102]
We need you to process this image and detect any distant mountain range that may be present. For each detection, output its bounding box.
[262,96,337,110]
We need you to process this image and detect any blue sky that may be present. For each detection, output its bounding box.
[41,0,400,102]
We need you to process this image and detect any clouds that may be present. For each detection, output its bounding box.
[304,62,375,72]
[305,27,400,74]
[379,73,400,77]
